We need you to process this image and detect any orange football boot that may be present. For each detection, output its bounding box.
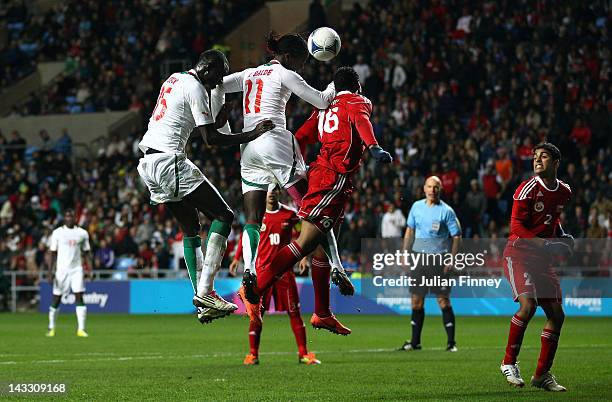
[299,353,321,365]
[310,313,351,335]
[243,353,259,365]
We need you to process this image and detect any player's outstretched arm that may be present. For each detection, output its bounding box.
[199,119,275,147]
[282,69,335,109]
[221,71,245,93]
[352,109,392,163]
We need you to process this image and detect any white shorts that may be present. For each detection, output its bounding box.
[53,268,85,296]
[137,152,207,204]
[240,127,306,194]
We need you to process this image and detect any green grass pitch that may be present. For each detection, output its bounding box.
[0,313,610,401]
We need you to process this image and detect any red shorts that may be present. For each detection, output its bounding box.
[298,164,352,232]
[503,247,562,303]
[256,265,300,313]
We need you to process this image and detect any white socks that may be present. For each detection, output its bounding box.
[326,229,346,273]
[48,306,59,329]
[76,305,87,331]
[197,232,227,297]
[241,229,258,275]
[49,304,87,331]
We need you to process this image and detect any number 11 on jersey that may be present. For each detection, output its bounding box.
[245,79,264,114]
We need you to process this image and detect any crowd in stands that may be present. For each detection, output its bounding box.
[2,0,263,114]
[0,1,610,306]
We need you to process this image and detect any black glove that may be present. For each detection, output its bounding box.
[369,145,392,163]
[543,240,572,257]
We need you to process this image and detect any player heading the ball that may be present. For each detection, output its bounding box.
[138,49,275,324]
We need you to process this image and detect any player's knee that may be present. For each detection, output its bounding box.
[437,297,451,309]
[553,309,565,327]
[217,207,234,224]
[288,308,302,320]
[518,300,536,319]
[411,297,424,310]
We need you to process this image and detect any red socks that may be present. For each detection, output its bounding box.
[289,312,308,357]
[311,256,331,317]
[503,314,528,365]
[257,241,303,293]
[248,320,262,356]
[535,329,560,377]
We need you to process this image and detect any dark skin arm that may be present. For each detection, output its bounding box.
[198,104,275,147]
[82,250,93,280]
[47,250,57,283]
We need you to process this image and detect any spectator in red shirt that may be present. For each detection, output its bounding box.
[482,160,502,223]
[517,137,534,172]
[570,118,592,146]
[441,161,459,196]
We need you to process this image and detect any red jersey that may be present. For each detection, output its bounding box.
[256,204,300,268]
[508,176,572,242]
[296,91,378,174]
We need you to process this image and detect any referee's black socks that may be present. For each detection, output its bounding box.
[442,306,456,346]
[410,308,425,347]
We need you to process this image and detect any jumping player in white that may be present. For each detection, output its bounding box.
[138,49,275,323]
[46,209,92,337]
[219,32,354,311]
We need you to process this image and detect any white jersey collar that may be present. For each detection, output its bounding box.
[336,91,353,96]
[535,175,559,191]
[187,69,203,84]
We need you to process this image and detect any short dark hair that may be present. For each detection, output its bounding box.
[534,142,561,160]
[195,49,229,73]
[265,31,307,59]
[333,67,360,92]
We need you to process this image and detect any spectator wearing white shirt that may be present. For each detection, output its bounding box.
[381,204,406,238]
[353,54,370,85]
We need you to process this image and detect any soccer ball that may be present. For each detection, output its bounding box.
[308,27,341,62]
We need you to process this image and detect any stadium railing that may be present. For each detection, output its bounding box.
[1,269,192,313]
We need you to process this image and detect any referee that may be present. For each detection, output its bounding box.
[398,176,462,352]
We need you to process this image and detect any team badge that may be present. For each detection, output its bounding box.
[534,201,544,212]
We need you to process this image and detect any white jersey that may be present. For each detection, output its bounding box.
[139,69,228,154]
[221,60,335,132]
[49,225,91,272]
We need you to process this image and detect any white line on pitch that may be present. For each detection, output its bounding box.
[0,344,609,366]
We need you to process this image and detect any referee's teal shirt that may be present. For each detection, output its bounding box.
[407,199,461,253]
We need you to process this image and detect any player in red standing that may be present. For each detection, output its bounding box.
[500,142,574,391]
[231,187,320,365]
[239,67,392,334]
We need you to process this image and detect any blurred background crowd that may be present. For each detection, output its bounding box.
[1,0,610,300]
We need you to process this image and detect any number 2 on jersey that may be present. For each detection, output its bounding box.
[245,79,264,114]
[153,85,172,121]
